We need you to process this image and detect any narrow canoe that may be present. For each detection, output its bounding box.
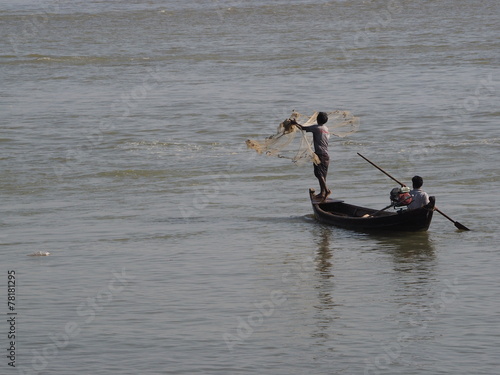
[309,188,435,232]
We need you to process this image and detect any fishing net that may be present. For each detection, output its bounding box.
[246,110,359,165]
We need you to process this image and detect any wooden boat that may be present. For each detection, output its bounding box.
[309,189,435,232]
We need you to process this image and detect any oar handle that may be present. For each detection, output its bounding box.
[357,153,407,187]
[434,207,453,221]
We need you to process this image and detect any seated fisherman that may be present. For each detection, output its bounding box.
[407,175,430,210]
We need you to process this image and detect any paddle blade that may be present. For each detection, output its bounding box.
[454,221,470,231]
[435,207,471,231]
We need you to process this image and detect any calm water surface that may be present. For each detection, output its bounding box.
[1,0,499,374]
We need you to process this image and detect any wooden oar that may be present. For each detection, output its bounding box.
[433,207,470,231]
[357,152,407,186]
[357,152,470,231]
[371,204,394,217]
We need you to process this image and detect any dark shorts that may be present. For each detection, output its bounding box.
[313,154,329,180]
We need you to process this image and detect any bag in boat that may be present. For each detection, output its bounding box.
[390,186,413,207]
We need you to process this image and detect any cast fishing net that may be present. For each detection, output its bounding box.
[246,110,359,165]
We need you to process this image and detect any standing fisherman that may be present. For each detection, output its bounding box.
[290,112,331,201]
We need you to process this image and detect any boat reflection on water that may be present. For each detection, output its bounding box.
[311,225,436,271]
[371,231,436,264]
[307,224,438,346]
